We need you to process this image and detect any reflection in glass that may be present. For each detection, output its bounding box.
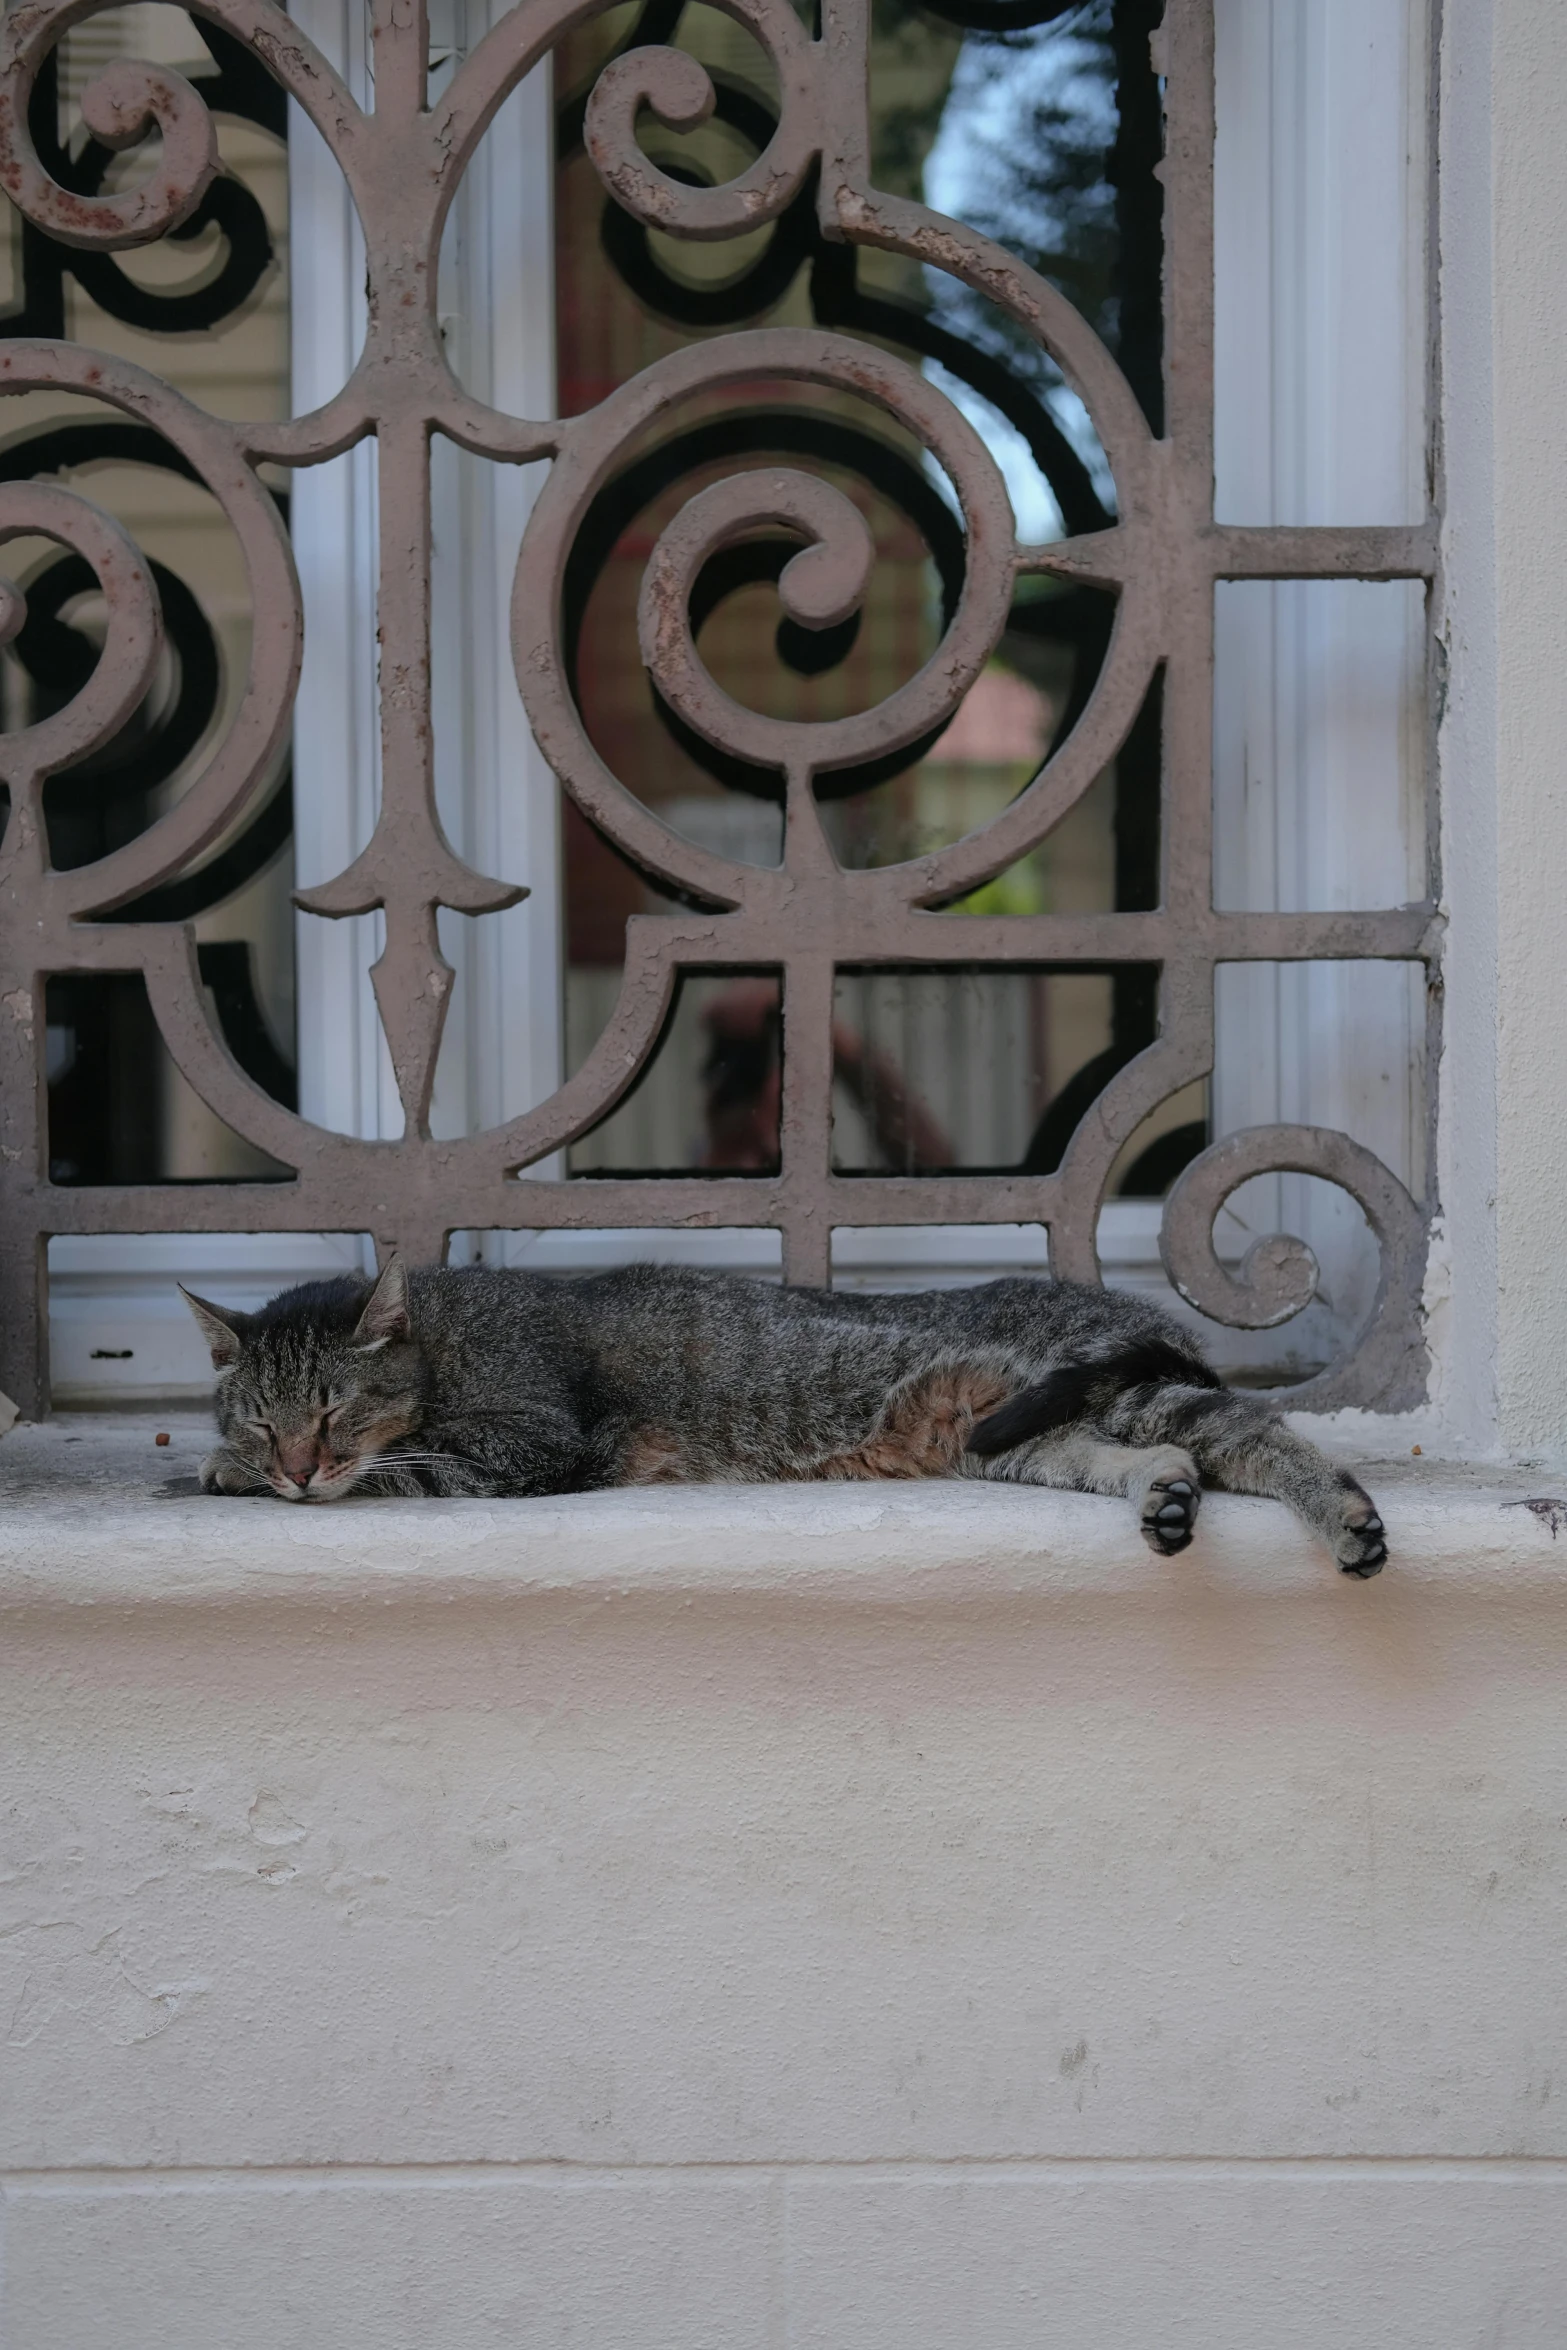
[568,957,1196,1192]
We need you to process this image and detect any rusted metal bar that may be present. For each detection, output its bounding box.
[0,0,1437,1417]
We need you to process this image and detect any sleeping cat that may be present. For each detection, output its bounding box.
[180,1258,1386,1574]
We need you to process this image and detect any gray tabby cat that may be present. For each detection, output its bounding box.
[181,1259,1387,1575]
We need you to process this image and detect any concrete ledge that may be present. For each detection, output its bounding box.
[1,1412,1564,1609]
[5,1401,1567,2350]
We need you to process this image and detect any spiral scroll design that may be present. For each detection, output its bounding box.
[0,50,218,251]
[568,0,819,247]
[1,32,284,341]
[0,0,1439,1420]
[622,349,1016,778]
[0,346,301,915]
[638,469,878,756]
[0,482,163,798]
[1160,1127,1429,1409]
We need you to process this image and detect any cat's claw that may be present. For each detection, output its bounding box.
[1141,1472,1200,1557]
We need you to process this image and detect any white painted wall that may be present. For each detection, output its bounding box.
[1437,0,1567,1459]
[2,1426,1566,2345]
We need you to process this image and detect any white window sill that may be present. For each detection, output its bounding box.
[2,1416,1559,1609]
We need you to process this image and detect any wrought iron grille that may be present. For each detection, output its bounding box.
[0,0,1437,1419]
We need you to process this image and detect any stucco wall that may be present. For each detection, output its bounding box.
[1439,0,1567,1458]
[3,1420,1566,2346]
[7,1,1567,2340]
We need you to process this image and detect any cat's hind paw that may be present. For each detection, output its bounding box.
[1139,1453,1202,1556]
[1334,1486,1387,1578]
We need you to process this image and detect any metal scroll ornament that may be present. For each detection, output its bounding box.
[0,0,1437,1416]
[0,16,297,1089]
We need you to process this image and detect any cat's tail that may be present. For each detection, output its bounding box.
[964,1338,1222,1458]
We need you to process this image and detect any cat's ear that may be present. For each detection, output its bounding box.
[179,1285,249,1373]
[352,1254,411,1350]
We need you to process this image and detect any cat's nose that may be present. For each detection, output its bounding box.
[286,1467,312,1488]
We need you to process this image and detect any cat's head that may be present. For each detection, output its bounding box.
[180,1258,426,1502]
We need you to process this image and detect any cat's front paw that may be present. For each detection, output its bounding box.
[199,1447,268,1496]
[1139,1450,1201,1556]
[1334,1478,1387,1577]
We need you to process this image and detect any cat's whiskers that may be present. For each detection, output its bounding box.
[312,1461,366,1492]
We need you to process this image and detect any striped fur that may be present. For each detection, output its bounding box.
[185,1260,1387,1576]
